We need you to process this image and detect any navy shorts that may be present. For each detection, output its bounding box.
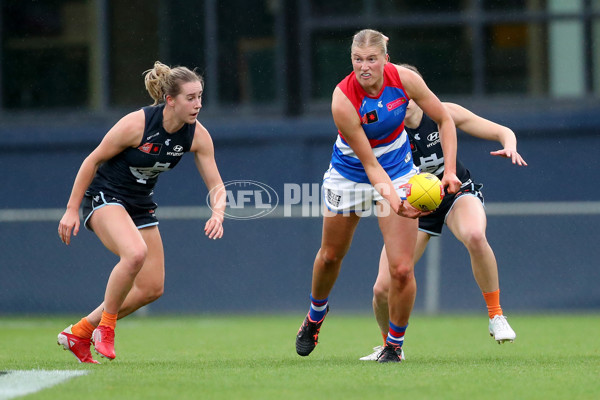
[418,179,484,236]
[81,190,158,231]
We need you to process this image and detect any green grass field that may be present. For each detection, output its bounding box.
[1,313,599,400]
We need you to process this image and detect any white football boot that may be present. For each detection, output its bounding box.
[489,315,516,344]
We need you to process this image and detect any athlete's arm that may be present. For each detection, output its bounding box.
[443,102,527,166]
[397,65,462,194]
[58,110,145,245]
[331,87,421,218]
[191,121,225,239]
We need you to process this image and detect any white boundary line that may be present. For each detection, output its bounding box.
[0,370,88,400]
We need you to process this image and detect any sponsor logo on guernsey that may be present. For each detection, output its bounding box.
[386,97,406,111]
[167,144,184,156]
[426,131,441,148]
[147,131,160,140]
[362,110,379,124]
[427,132,439,142]
[138,142,162,154]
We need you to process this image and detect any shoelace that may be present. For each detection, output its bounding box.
[493,316,510,331]
[96,327,115,345]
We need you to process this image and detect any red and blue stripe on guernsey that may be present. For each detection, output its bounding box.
[331,63,413,183]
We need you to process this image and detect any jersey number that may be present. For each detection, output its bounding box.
[129,162,172,184]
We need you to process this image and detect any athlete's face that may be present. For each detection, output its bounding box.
[173,81,203,124]
[351,46,386,91]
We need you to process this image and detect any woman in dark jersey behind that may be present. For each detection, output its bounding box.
[57,61,226,363]
[360,65,527,361]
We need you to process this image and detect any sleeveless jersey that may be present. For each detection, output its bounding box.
[407,113,469,182]
[87,104,196,203]
[331,63,413,183]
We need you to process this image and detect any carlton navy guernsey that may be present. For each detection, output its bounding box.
[330,63,414,183]
[406,113,469,182]
[87,104,196,205]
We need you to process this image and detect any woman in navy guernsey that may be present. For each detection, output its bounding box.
[296,29,462,363]
[359,65,527,362]
[57,61,226,363]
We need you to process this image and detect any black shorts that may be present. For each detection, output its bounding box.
[418,179,484,236]
[81,190,158,231]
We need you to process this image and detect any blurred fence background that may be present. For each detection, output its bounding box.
[1,0,600,315]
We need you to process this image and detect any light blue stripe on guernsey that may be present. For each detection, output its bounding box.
[331,143,413,183]
[137,222,159,229]
[84,191,125,230]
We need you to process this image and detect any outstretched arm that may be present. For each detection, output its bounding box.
[191,121,225,239]
[443,102,527,166]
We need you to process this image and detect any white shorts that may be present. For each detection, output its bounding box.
[321,165,418,214]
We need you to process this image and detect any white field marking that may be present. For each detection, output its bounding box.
[0,370,88,400]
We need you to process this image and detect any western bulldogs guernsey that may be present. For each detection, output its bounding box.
[331,63,413,183]
[87,104,195,204]
[407,113,469,182]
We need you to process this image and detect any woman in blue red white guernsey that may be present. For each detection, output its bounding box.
[57,61,226,363]
[359,64,527,362]
[295,29,462,363]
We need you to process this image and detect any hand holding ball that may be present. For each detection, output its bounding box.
[401,173,445,212]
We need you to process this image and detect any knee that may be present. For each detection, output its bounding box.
[373,280,389,304]
[121,244,148,274]
[462,229,488,252]
[388,263,414,284]
[317,246,345,267]
[144,285,164,304]
[137,283,164,306]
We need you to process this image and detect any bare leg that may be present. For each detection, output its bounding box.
[311,208,361,299]
[373,231,430,336]
[87,205,148,317]
[296,208,361,357]
[446,195,499,292]
[85,226,165,325]
[376,201,418,330]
